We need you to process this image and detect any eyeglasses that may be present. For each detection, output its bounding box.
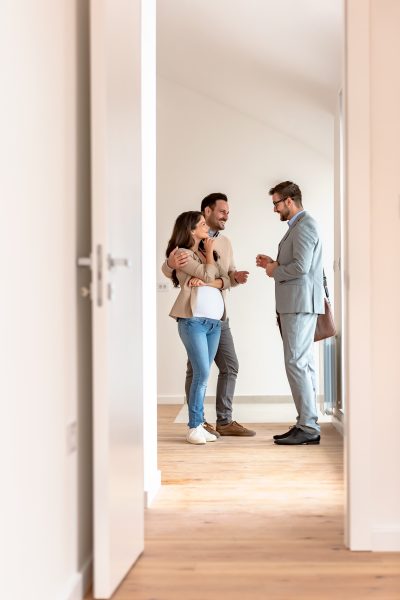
[272,197,286,207]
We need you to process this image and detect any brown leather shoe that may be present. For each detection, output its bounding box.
[203,421,220,438]
[216,421,256,437]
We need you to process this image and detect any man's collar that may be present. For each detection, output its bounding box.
[288,210,305,228]
[208,229,220,238]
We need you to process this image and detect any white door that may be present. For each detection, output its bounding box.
[89,1,144,597]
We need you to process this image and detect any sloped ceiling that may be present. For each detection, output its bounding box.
[157,0,343,158]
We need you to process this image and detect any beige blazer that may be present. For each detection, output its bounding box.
[168,249,231,320]
[162,233,237,318]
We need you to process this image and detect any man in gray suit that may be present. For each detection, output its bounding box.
[256,181,324,445]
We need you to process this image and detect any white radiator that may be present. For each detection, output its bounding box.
[322,337,337,415]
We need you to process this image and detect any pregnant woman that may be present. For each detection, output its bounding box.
[166,211,230,445]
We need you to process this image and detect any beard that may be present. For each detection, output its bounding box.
[279,208,290,221]
[209,217,226,230]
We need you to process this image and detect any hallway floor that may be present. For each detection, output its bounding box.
[87,405,400,599]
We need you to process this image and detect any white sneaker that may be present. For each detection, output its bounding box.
[186,425,206,445]
[201,424,217,442]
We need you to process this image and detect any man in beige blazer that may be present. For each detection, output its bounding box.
[162,193,256,438]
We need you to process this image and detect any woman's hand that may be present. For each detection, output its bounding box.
[203,237,215,263]
[188,277,206,287]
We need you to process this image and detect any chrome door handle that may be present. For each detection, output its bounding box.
[107,255,132,269]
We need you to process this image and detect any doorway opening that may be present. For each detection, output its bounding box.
[156,0,344,482]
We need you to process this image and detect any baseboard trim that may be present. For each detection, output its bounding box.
[332,417,344,436]
[372,526,400,551]
[157,394,294,405]
[145,469,162,508]
[61,556,92,600]
[158,395,184,404]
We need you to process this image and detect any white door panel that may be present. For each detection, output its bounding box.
[89,1,144,597]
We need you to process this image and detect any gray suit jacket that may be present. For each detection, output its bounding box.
[273,212,324,314]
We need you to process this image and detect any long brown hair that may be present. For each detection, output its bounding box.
[166,211,218,287]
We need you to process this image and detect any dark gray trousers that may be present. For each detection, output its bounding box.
[185,318,238,425]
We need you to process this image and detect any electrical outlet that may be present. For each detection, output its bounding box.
[157,282,169,292]
[67,422,78,454]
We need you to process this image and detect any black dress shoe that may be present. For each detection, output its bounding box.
[274,428,320,445]
[273,425,297,440]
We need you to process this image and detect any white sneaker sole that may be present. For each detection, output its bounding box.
[186,437,206,445]
[202,431,217,442]
[186,428,207,444]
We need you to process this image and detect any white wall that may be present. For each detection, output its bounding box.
[370,0,400,549]
[345,0,400,551]
[141,0,161,506]
[0,2,92,598]
[157,77,334,402]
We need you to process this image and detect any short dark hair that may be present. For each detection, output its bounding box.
[269,181,302,207]
[200,192,228,213]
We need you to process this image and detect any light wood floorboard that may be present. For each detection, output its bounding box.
[87,405,400,599]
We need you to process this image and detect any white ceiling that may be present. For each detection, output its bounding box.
[157,0,343,158]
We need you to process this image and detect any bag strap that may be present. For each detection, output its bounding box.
[323,269,330,301]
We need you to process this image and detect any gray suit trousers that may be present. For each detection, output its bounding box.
[280,313,320,434]
[185,318,238,425]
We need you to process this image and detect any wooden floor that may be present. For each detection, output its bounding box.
[88,406,400,600]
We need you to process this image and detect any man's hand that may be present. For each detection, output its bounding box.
[256,254,274,269]
[234,270,249,284]
[167,247,190,270]
[266,261,278,277]
[188,277,206,287]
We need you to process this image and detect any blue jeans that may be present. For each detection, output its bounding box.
[178,317,222,428]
